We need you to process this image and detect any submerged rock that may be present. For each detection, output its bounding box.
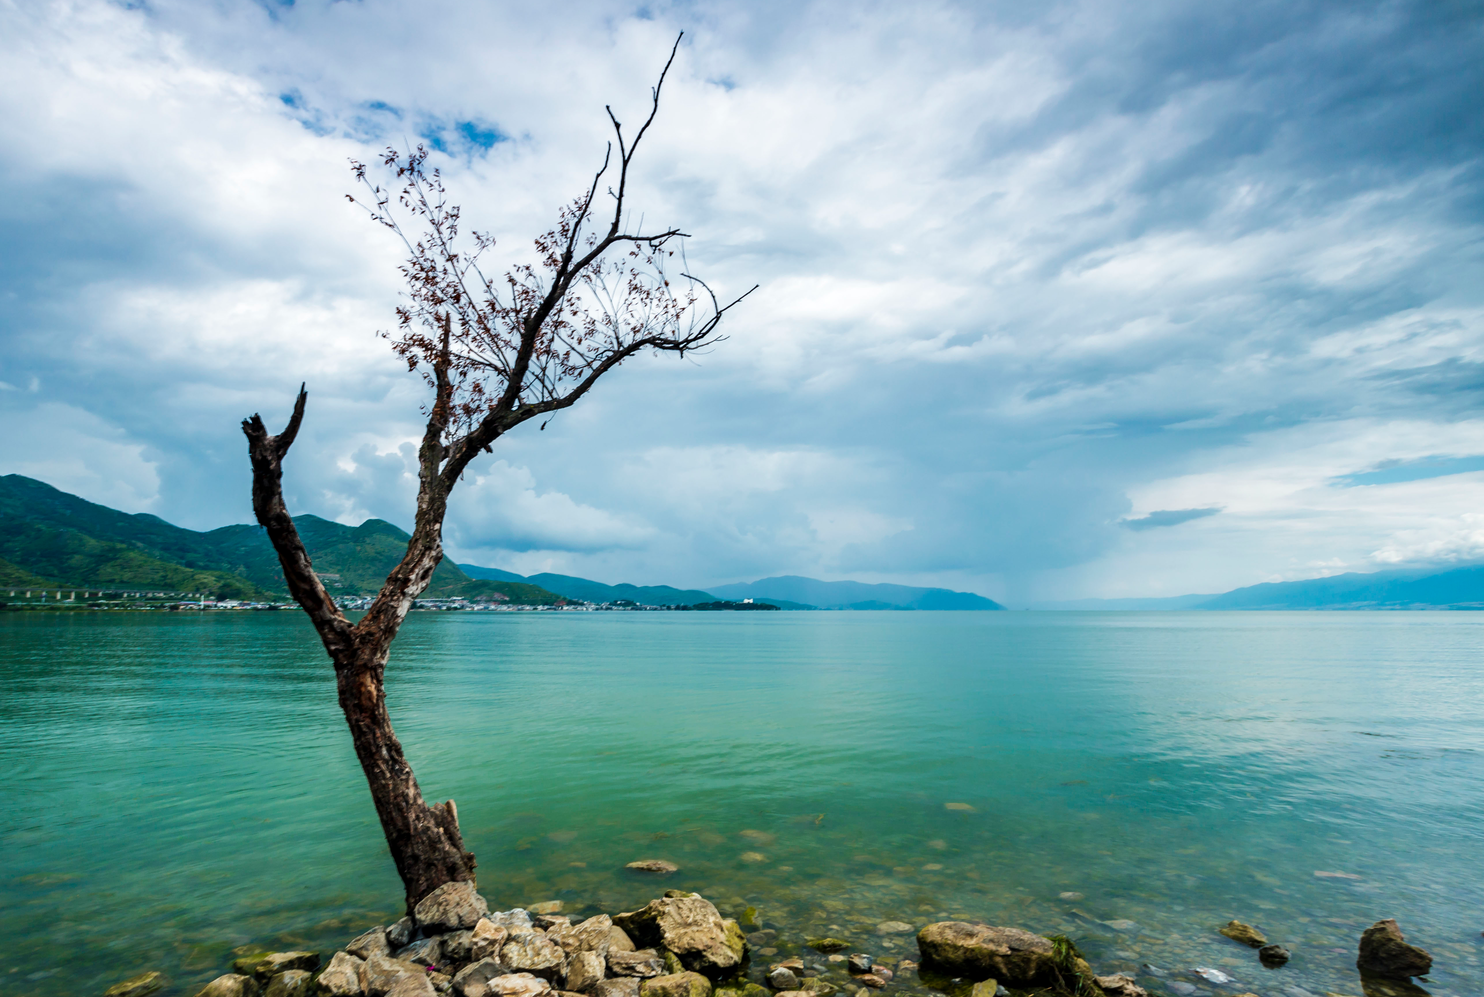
[625,861,679,875]
[766,968,798,991]
[806,939,848,954]
[1192,967,1234,984]
[530,902,564,915]
[846,955,872,975]
[1219,921,1267,948]
[915,923,1054,986]
[416,883,491,935]
[105,972,166,997]
[317,953,364,997]
[1358,919,1433,979]
[613,897,747,979]
[967,981,998,997]
[874,922,913,935]
[639,973,712,997]
[194,975,258,997]
[1259,944,1291,967]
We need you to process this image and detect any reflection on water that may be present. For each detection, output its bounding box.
[2,611,1482,996]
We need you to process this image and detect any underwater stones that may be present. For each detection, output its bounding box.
[846,955,872,975]
[806,939,847,954]
[500,933,567,981]
[1219,921,1267,947]
[530,902,565,916]
[968,980,998,997]
[854,977,885,990]
[639,973,713,997]
[1192,967,1233,984]
[894,960,916,974]
[195,975,259,997]
[1259,944,1290,967]
[915,923,1054,986]
[565,951,607,992]
[417,883,491,935]
[105,972,166,997]
[874,922,913,935]
[240,955,321,983]
[1357,919,1433,979]
[613,897,746,979]
[1057,893,1084,902]
[317,953,364,997]
[626,861,679,875]
[797,978,835,995]
[592,981,641,997]
[767,968,799,990]
[349,928,392,961]
[608,950,665,979]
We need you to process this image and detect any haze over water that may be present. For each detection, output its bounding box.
[3,611,1482,997]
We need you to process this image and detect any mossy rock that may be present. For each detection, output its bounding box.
[664,951,686,975]
[231,954,274,977]
[798,978,837,995]
[806,938,848,954]
[104,972,166,997]
[738,908,763,931]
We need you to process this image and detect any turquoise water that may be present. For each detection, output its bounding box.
[2,611,1482,997]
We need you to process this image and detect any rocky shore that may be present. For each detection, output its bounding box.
[96,883,1439,997]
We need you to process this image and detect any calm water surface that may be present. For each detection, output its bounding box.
[2,611,1482,997]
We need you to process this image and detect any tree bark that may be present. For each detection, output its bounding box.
[243,387,475,914]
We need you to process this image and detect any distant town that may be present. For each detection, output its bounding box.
[0,589,779,613]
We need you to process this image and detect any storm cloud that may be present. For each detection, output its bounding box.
[1,0,1480,601]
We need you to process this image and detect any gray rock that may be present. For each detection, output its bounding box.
[350,929,393,961]
[416,883,491,936]
[607,950,665,979]
[193,976,258,997]
[266,972,313,997]
[1357,919,1433,979]
[612,898,746,980]
[500,934,566,982]
[914,923,1054,987]
[1192,967,1233,984]
[470,921,511,963]
[565,952,606,993]
[442,930,476,965]
[386,975,435,997]
[396,939,443,968]
[452,960,506,997]
[846,955,872,975]
[362,954,430,997]
[1094,975,1147,997]
[567,916,614,957]
[389,920,416,950]
[638,974,712,997]
[1260,944,1291,967]
[766,969,798,991]
[317,953,365,997]
[592,981,640,997]
[607,927,636,954]
[1166,984,1195,996]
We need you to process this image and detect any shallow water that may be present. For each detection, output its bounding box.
[2,610,1482,997]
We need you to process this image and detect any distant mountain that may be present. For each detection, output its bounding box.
[1195,564,1484,610]
[1025,594,1216,610]
[0,475,562,604]
[708,575,1005,610]
[459,565,716,606]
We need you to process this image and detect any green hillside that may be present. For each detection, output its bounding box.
[0,475,563,605]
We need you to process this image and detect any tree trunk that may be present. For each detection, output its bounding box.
[335,640,475,912]
[243,389,475,914]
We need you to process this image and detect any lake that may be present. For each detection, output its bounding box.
[2,610,1481,997]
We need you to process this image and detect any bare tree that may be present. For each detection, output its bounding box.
[242,36,753,912]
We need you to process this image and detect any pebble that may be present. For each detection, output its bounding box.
[1192,967,1233,984]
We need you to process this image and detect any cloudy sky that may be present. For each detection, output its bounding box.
[2,0,1481,602]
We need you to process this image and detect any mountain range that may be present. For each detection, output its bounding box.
[6,473,1482,611]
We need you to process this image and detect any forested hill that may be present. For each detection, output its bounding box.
[0,475,561,604]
